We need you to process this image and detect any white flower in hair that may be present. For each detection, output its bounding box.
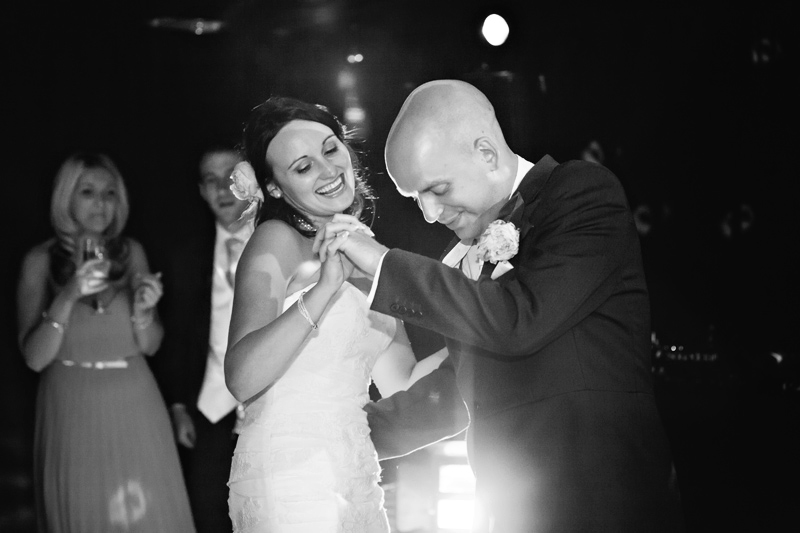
[229,161,265,220]
[476,220,519,264]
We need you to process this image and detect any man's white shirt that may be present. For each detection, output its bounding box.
[197,222,254,423]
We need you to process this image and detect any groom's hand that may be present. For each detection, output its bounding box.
[314,214,388,276]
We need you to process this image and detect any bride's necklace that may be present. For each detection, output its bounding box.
[293,215,317,233]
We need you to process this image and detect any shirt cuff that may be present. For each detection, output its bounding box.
[367,251,389,306]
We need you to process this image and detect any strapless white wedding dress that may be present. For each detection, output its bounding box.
[228,282,395,533]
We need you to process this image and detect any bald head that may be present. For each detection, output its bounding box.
[383,80,520,242]
[385,80,511,181]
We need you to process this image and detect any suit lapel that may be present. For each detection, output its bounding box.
[478,155,559,279]
[517,156,558,209]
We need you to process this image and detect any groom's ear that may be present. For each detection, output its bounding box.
[474,137,499,171]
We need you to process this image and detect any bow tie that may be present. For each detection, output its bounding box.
[499,190,524,226]
[496,190,532,241]
[499,190,521,218]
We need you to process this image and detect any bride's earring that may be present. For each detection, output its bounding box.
[268,186,282,199]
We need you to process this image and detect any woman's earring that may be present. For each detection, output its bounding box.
[268,187,282,199]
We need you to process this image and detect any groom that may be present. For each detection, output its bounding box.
[317,80,684,532]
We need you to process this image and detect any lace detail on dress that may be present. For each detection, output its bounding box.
[228,283,393,532]
[229,493,263,533]
[229,452,259,478]
[340,300,372,377]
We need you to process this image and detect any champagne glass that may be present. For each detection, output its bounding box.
[82,237,110,314]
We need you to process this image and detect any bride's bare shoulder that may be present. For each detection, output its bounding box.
[245,219,312,274]
[249,219,305,252]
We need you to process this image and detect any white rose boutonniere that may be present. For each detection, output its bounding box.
[476,220,519,264]
[229,161,265,220]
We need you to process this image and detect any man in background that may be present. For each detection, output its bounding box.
[158,146,251,532]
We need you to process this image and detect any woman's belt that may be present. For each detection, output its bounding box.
[59,359,129,369]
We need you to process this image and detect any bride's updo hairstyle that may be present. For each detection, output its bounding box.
[242,96,374,237]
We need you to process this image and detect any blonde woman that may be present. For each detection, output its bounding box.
[17,152,194,532]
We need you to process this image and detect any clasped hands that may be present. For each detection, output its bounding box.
[312,214,388,279]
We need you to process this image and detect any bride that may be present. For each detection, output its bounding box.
[225,96,446,532]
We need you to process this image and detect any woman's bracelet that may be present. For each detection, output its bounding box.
[130,312,154,331]
[297,292,318,330]
[41,312,67,334]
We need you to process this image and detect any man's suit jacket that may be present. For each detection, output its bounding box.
[367,156,683,532]
[156,222,240,533]
[158,227,216,410]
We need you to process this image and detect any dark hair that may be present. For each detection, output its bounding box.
[197,144,240,182]
[241,96,374,237]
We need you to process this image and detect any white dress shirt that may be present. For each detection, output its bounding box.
[197,222,254,423]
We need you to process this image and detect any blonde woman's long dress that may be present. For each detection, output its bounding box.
[34,289,195,532]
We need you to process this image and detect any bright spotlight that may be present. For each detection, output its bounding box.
[482,14,509,46]
[437,499,474,530]
[344,106,366,123]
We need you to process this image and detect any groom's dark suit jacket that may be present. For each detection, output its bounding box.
[367,156,684,532]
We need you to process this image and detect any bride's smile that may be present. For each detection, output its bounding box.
[315,174,346,196]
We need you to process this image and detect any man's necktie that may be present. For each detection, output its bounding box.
[225,237,245,288]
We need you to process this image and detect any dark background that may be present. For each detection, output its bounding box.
[2,1,798,531]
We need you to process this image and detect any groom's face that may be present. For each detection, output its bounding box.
[391,141,500,243]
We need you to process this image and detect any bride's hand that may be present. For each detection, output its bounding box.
[339,252,356,281]
[317,230,352,292]
[312,214,374,257]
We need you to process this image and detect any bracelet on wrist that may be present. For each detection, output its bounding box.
[130,312,154,330]
[297,292,318,330]
[41,312,67,334]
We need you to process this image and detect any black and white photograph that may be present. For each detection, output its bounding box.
[2,1,797,532]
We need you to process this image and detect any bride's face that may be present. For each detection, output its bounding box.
[265,120,355,226]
